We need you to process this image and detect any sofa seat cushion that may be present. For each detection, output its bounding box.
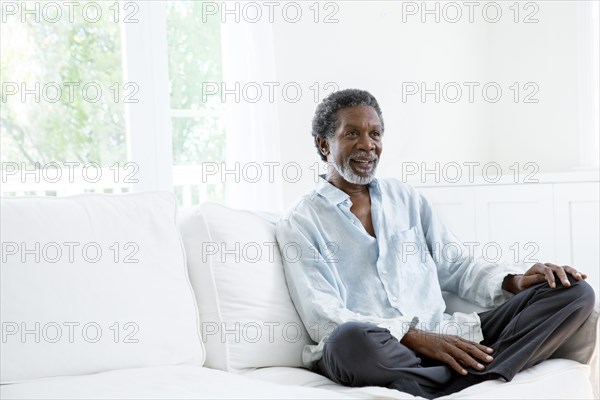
[1,359,593,400]
[242,359,595,399]
[0,366,350,399]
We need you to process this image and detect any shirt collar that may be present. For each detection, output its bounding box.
[315,174,381,206]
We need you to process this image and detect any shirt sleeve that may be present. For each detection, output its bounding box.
[275,214,416,344]
[416,189,526,308]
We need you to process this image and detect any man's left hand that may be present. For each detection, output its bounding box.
[502,262,587,294]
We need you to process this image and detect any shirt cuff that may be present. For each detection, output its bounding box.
[488,265,527,306]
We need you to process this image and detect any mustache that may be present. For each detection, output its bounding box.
[349,152,378,161]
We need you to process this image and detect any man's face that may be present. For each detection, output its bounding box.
[319,105,383,186]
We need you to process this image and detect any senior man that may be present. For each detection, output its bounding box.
[275,88,595,398]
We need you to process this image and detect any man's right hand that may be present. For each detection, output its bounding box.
[400,328,494,375]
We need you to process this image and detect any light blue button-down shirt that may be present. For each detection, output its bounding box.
[275,177,524,368]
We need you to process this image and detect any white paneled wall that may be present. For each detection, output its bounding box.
[554,183,600,300]
[415,175,600,298]
[473,184,556,263]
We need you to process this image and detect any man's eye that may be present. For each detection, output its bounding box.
[347,131,358,136]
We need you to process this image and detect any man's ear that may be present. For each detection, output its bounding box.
[316,136,330,158]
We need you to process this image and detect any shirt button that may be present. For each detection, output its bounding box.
[381,270,388,275]
[392,296,398,302]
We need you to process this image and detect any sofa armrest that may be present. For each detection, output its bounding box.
[551,305,599,398]
[591,309,599,398]
[443,291,600,397]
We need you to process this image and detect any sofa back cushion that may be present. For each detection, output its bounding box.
[0,192,205,383]
[178,203,311,371]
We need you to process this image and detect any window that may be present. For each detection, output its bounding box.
[166,1,226,206]
[1,1,226,203]
[1,1,130,196]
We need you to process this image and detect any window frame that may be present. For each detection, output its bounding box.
[120,0,173,192]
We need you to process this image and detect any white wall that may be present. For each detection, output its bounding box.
[487,2,584,172]
[269,1,598,207]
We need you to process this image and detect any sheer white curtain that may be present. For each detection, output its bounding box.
[220,20,284,212]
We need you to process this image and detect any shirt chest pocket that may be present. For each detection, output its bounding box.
[389,226,442,309]
[391,226,436,274]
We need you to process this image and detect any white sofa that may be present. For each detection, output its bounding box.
[1,192,598,399]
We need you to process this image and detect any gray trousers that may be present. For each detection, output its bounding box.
[315,276,595,398]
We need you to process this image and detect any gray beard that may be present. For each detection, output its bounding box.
[332,158,376,185]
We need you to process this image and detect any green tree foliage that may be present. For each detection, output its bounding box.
[1,1,225,204]
[1,2,126,166]
[167,1,225,166]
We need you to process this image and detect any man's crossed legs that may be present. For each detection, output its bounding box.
[316,276,595,398]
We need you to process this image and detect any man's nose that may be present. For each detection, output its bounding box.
[357,133,375,150]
